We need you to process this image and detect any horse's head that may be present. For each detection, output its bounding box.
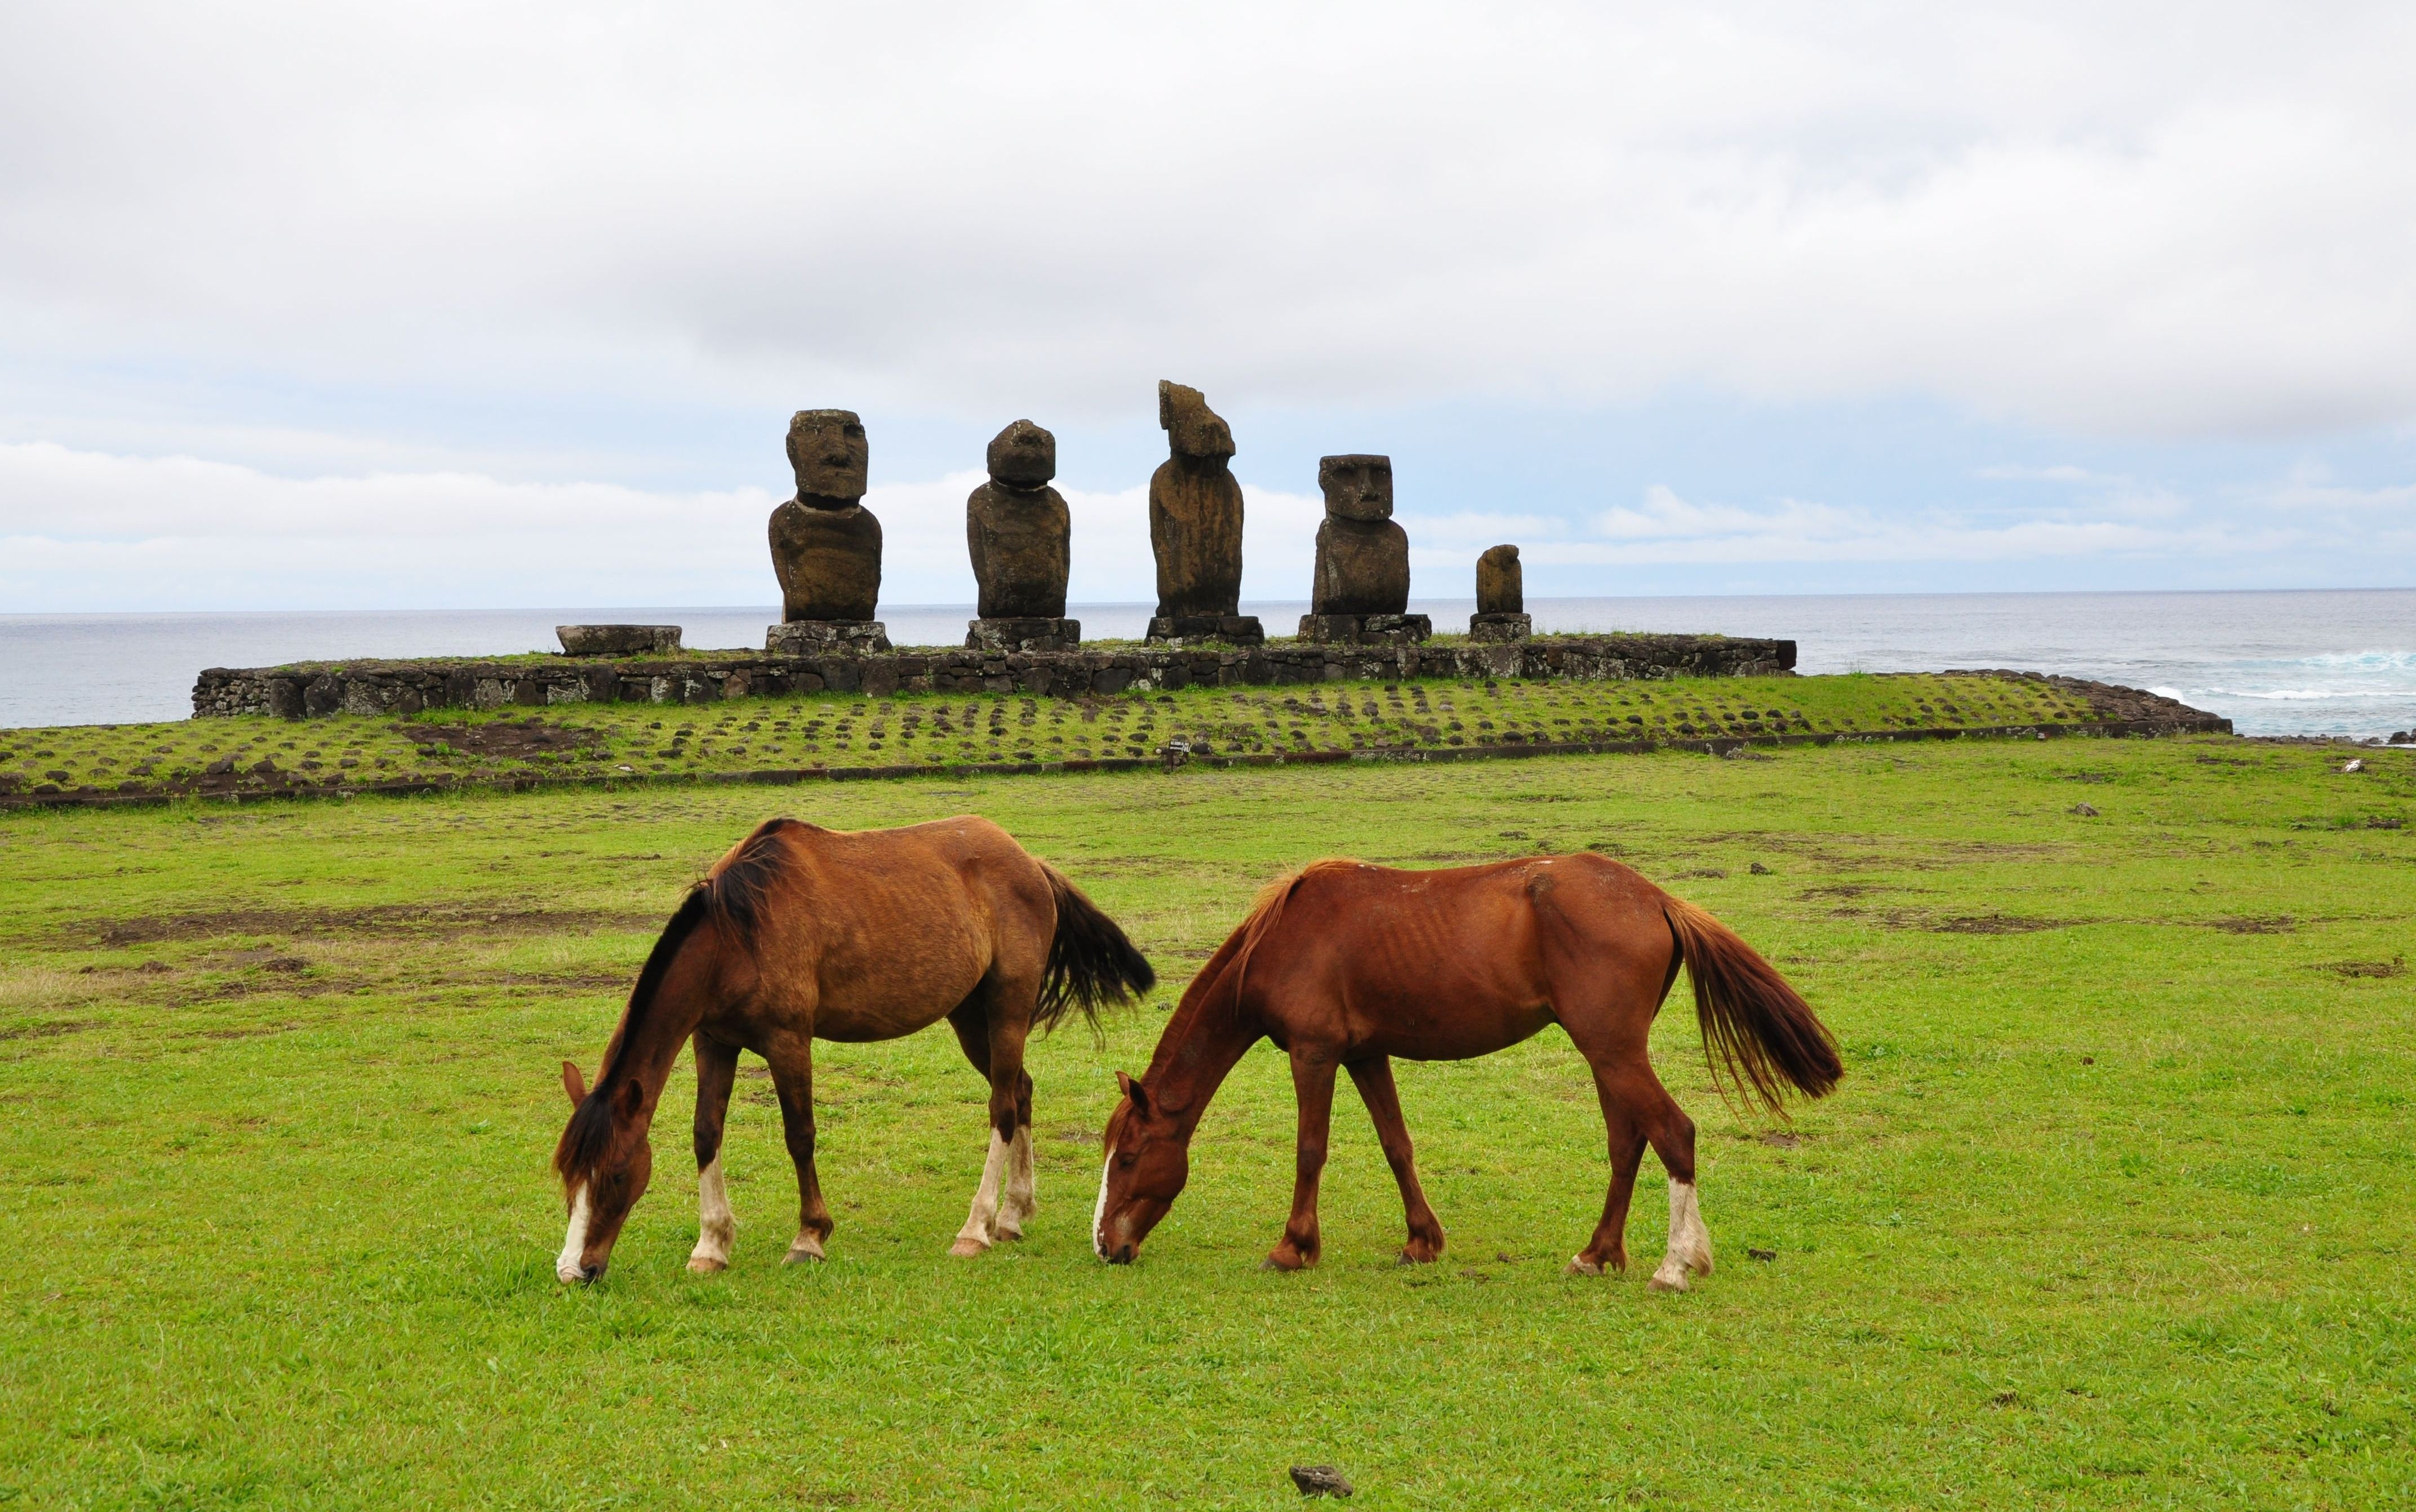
[552,1060,655,1284]
[1094,1071,1189,1263]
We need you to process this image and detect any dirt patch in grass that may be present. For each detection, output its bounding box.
[2208,916,2295,935]
[1930,914,2081,935]
[399,719,602,760]
[2322,958,2406,979]
[89,904,657,947]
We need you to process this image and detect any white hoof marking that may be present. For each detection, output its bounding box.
[689,1154,735,1271]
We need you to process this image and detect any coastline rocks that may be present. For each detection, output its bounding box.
[1469,544,1530,642]
[1148,381,1262,645]
[967,419,1078,652]
[1302,453,1421,644]
[770,409,883,623]
[556,625,681,656]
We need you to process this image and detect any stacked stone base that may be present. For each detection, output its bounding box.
[1468,612,1532,643]
[557,624,682,655]
[967,617,1081,653]
[1146,613,1265,646]
[1298,612,1431,646]
[766,620,890,654]
[193,633,1798,719]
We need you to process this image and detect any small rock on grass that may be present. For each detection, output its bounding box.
[1748,1247,1777,1262]
[2069,802,2099,816]
[1290,1465,1352,1498]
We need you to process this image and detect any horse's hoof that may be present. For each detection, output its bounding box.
[1648,1263,1691,1293]
[1565,1255,1604,1277]
[1396,1247,1440,1266]
[949,1236,992,1258]
[783,1240,825,1265]
[686,1255,728,1275]
[1260,1251,1309,1272]
[992,1224,1025,1243]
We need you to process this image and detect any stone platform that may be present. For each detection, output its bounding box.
[190,633,1797,720]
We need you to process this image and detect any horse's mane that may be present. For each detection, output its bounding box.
[553,818,801,1191]
[1143,859,1358,1087]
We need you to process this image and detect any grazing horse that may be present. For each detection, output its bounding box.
[554,815,1153,1283]
[1092,855,1840,1288]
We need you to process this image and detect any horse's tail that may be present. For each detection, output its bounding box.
[1662,895,1842,1117]
[1037,865,1156,1037]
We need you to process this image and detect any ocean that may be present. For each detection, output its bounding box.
[3,589,2411,739]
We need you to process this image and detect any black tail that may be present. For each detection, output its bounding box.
[1664,896,1843,1117]
[1037,865,1155,1036]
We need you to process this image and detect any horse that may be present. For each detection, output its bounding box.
[553,815,1153,1283]
[1091,855,1840,1288]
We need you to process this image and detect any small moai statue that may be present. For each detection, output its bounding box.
[1146,380,1263,645]
[767,409,889,653]
[1468,543,1531,642]
[1298,453,1428,645]
[965,419,1080,653]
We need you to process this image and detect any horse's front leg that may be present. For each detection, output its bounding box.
[763,1034,833,1262]
[687,1033,741,1273]
[1345,1056,1445,1264]
[952,1014,1032,1257]
[1265,1048,1338,1271]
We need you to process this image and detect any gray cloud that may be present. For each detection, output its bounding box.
[3,1,2412,437]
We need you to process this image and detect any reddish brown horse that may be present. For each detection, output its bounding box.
[1093,855,1839,1287]
[554,815,1152,1283]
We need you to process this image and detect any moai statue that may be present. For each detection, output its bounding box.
[965,419,1080,653]
[766,409,888,653]
[1298,453,1428,645]
[1468,543,1531,642]
[1145,380,1263,645]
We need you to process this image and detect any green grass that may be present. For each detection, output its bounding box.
[2,736,2410,1507]
[1,670,2106,799]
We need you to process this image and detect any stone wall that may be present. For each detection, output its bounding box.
[191,634,1797,719]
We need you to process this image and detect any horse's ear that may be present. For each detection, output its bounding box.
[1117,1071,1149,1116]
[561,1061,588,1107]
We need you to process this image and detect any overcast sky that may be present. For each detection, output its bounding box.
[3,1,2412,612]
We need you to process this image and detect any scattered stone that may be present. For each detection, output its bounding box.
[966,420,1077,652]
[204,758,234,776]
[1749,861,1771,875]
[1289,1465,1352,1498]
[1747,1247,1777,1262]
[2069,802,2099,816]
[2081,1056,2095,1064]
[1469,544,1531,641]
[2340,758,2365,772]
[1147,382,1261,645]
[556,624,682,656]
[769,409,883,624]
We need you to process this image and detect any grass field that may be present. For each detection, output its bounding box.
[1,733,2409,1507]
[0,671,2109,801]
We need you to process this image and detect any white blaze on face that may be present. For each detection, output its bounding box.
[1092,1147,1116,1260]
[556,1184,593,1284]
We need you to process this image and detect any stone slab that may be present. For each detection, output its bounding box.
[557,624,682,656]
[765,620,891,654]
[967,617,1081,653]
[1298,612,1432,646]
[1468,612,1532,643]
[1146,613,1265,646]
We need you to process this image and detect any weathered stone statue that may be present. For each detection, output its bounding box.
[1469,543,1531,642]
[965,419,1080,653]
[1146,381,1263,645]
[767,409,888,653]
[1298,453,1428,645]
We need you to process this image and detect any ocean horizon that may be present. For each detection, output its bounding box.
[5,588,2412,740]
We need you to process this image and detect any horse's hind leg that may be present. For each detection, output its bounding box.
[687,1033,741,1274]
[1641,1083,1712,1292]
[946,993,1034,1256]
[1345,1057,1445,1264]
[1568,1062,1649,1275]
[763,1034,834,1262]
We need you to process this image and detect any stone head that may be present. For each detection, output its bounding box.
[1158,380,1235,461]
[786,409,869,502]
[1318,455,1393,522]
[987,419,1056,489]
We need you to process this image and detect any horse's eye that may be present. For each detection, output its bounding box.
[1116,1151,1138,1169]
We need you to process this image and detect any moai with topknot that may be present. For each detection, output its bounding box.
[1468,543,1531,642]
[1298,453,1429,646]
[1145,380,1263,645]
[965,419,1080,653]
[766,408,889,653]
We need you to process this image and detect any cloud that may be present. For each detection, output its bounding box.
[1,2,2411,439]
[0,441,1332,611]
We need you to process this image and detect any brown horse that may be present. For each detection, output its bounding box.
[554,815,1153,1283]
[1092,855,1839,1287]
